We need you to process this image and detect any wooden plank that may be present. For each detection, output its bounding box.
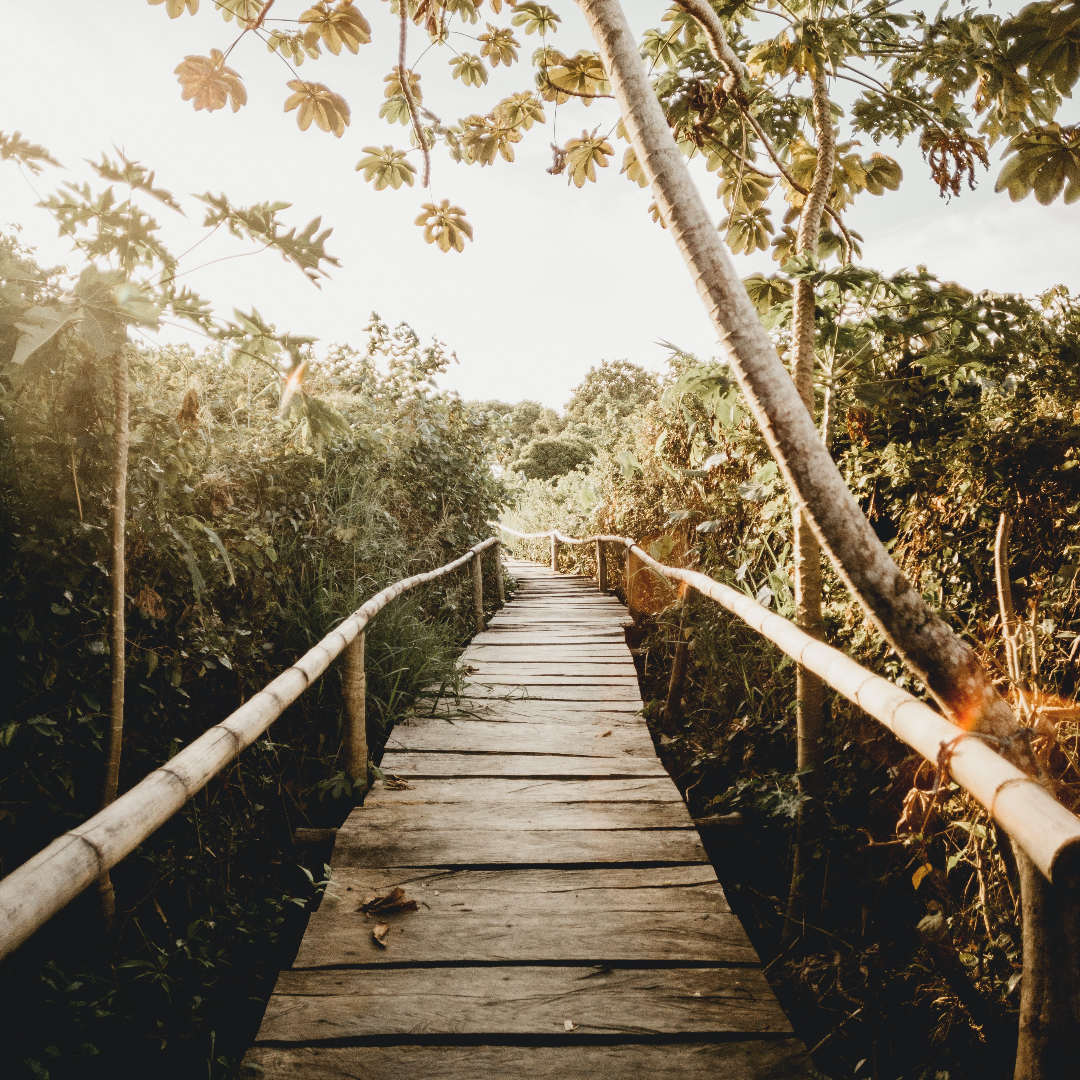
[463,647,632,659]
[494,618,623,623]
[414,708,648,727]
[470,632,627,645]
[421,696,645,714]
[331,825,708,867]
[244,1041,814,1080]
[466,660,635,669]
[377,752,664,780]
[362,778,685,806]
[454,685,642,702]
[254,966,792,1042]
[292,866,755,967]
[348,798,693,831]
[462,675,639,688]
[384,720,654,756]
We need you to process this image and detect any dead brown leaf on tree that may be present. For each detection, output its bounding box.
[359,886,418,915]
[134,586,167,620]
[177,388,201,429]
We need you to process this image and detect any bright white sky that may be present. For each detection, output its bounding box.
[3,0,1078,409]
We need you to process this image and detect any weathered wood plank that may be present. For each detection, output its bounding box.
[453,685,643,702]
[465,662,639,676]
[254,966,792,1042]
[243,1041,814,1080]
[463,672,638,684]
[421,695,645,714]
[463,647,632,660]
[348,798,691,832]
[331,825,708,867]
[377,751,664,780]
[362,778,685,806]
[385,720,652,756]
[420,697,646,718]
[473,626,626,639]
[292,866,752,967]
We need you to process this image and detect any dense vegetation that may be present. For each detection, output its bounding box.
[501,270,1080,1079]
[0,234,506,1078]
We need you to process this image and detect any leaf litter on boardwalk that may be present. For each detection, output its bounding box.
[359,886,419,915]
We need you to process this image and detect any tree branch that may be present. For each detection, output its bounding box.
[398,5,431,188]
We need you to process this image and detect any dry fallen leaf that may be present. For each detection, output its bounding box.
[595,729,613,738]
[359,886,418,915]
[563,1019,575,1031]
[384,774,411,790]
[373,923,390,947]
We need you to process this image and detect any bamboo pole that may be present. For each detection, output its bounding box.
[665,599,690,725]
[494,541,505,604]
[342,630,367,793]
[996,513,1023,686]
[472,550,485,634]
[596,539,607,593]
[0,536,500,961]
[487,522,1080,883]
[98,347,130,928]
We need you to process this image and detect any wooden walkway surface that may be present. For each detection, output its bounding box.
[245,559,811,1078]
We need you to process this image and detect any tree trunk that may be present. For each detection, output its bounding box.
[665,600,691,725]
[995,513,1080,1078]
[1015,850,1080,1079]
[97,347,129,928]
[785,69,836,944]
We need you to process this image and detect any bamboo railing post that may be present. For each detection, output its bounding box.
[551,531,559,573]
[665,599,691,724]
[596,539,607,593]
[494,541,505,604]
[342,631,368,794]
[473,550,485,633]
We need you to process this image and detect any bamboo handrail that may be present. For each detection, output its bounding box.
[492,522,1080,884]
[0,537,500,961]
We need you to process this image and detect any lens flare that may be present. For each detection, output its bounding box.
[279,360,307,417]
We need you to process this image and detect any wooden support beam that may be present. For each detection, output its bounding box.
[596,538,607,593]
[473,551,485,634]
[342,631,368,793]
[494,541,505,604]
[551,531,559,573]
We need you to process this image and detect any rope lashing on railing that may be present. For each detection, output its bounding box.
[492,522,1080,884]
[0,537,501,962]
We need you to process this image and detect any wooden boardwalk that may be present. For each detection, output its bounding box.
[245,559,810,1078]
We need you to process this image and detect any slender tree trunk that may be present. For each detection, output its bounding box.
[995,513,1080,1078]
[785,70,836,944]
[97,347,129,928]
[1015,851,1080,1079]
[572,2,1076,1067]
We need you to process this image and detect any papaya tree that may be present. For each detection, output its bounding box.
[0,133,345,922]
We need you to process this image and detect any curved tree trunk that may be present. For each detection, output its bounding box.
[97,347,129,929]
[573,0,1020,745]
[785,70,836,944]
